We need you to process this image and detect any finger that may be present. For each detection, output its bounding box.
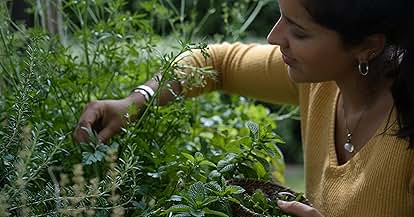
[74,102,101,143]
[98,123,121,144]
[277,200,321,217]
[73,120,93,144]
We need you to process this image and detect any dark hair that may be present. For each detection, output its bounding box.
[301,0,414,148]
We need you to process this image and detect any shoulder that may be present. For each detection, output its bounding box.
[298,82,336,106]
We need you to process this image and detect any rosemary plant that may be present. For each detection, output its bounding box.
[0,0,300,216]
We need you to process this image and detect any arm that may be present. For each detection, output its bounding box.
[180,42,299,105]
[73,76,181,144]
[73,42,298,143]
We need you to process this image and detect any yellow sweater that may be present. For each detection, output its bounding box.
[181,42,414,217]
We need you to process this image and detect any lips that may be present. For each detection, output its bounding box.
[280,50,296,66]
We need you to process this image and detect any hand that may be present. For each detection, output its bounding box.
[73,96,142,144]
[277,200,324,217]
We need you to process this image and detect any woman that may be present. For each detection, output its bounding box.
[74,0,414,216]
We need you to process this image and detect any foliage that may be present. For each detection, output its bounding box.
[0,0,301,216]
[233,184,307,217]
[125,0,277,40]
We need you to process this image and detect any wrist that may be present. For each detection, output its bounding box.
[126,92,146,109]
[132,85,156,102]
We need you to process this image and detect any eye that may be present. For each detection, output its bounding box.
[290,28,308,39]
[279,15,309,40]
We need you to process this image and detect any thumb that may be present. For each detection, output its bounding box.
[277,200,319,217]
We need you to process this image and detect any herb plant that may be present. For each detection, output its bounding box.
[0,0,302,216]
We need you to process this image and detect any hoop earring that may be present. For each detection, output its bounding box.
[358,61,369,76]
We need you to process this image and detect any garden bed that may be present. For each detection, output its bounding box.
[0,1,302,216]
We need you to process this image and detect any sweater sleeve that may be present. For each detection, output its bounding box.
[179,42,299,105]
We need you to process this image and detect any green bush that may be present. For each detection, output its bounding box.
[0,0,299,216]
[84,0,278,40]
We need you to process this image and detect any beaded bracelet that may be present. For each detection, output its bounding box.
[131,73,162,101]
[133,85,155,102]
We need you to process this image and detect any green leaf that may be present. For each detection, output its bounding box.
[208,170,222,179]
[252,149,272,162]
[199,132,214,139]
[195,152,204,162]
[172,214,192,217]
[168,195,183,202]
[251,189,268,207]
[182,153,195,162]
[217,153,237,170]
[162,204,192,214]
[265,143,283,159]
[190,210,205,217]
[225,185,245,195]
[147,172,161,178]
[199,160,216,167]
[205,182,222,193]
[239,127,250,137]
[82,152,96,165]
[202,208,229,217]
[246,121,259,139]
[96,144,109,152]
[211,133,225,146]
[188,182,206,203]
[228,197,241,204]
[254,162,267,178]
[225,140,244,153]
[93,150,106,161]
[218,164,235,173]
[239,137,253,146]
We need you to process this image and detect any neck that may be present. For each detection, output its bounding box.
[336,74,393,115]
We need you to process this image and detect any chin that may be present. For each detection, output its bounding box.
[287,67,308,83]
[287,67,323,83]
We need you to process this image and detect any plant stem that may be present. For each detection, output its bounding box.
[135,46,188,128]
[0,27,18,77]
[84,35,91,101]
[236,0,270,40]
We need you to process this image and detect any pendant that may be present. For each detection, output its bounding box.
[344,142,355,153]
[344,132,355,153]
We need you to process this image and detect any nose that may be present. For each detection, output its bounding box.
[267,17,288,47]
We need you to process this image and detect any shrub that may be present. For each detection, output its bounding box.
[0,0,299,216]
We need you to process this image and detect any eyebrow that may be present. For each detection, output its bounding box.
[284,15,307,31]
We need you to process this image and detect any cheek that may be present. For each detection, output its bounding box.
[290,41,353,82]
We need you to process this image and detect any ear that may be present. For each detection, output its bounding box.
[353,34,386,61]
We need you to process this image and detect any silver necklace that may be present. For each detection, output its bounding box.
[342,96,369,153]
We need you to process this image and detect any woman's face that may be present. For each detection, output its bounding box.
[267,0,358,83]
